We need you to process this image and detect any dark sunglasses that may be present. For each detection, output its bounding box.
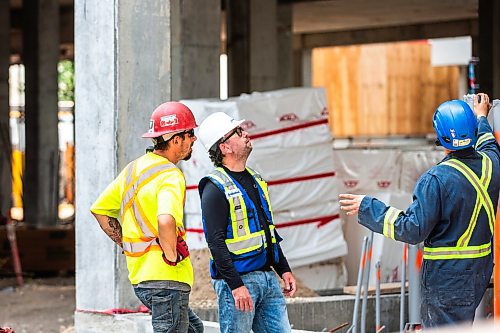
[221,127,243,143]
[182,129,196,138]
[169,129,195,142]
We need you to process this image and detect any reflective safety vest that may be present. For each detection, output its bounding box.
[423,152,494,260]
[202,167,279,275]
[119,157,193,286]
[120,160,177,256]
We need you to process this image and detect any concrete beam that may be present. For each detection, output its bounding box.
[23,0,60,226]
[75,0,219,314]
[294,19,479,50]
[0,0,11,217]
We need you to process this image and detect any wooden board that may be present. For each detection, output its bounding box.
[343,282,409,296]
[312,41,460,137]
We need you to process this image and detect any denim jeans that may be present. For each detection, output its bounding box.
[213,271,291,333]
[134,286,204,333]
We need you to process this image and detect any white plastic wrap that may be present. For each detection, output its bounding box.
[179,88,347,270]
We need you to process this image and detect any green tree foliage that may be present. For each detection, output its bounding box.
[58,60,75,102]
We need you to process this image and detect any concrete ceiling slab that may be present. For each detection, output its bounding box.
[293,0,478,33]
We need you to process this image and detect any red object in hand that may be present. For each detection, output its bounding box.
[161,235,190,266]
[176,235,190,261]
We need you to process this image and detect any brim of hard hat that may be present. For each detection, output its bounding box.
[141,126,197,139]
[209,119,246,150]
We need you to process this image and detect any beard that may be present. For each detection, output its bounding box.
[182,151,193,161]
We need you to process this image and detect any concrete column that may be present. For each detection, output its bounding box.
[277,3,293,89]
[291,36,312,88]
[75,0,219,313]
[302,49,313,87]
[0,0,11,219]
[479,0,500,97]
[227,0,281,96]
[23,0,59,226]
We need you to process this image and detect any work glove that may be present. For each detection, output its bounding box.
[161,235,190,266]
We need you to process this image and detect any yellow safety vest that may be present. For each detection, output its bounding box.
[423,152,494,260]
[204,167,278,272]
[120,157,193,286]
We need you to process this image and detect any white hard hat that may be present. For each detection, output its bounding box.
[198,112,245,151]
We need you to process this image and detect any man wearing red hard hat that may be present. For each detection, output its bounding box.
[91,102,203,333]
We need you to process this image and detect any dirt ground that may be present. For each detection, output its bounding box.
[0,249,317,333]
[0,277,75,333]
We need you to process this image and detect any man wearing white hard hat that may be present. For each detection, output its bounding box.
[198,112,297,333]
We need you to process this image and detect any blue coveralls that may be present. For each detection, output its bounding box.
[358,117,500,328]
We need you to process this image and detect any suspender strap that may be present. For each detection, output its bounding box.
[441,153,494,236]
[424,154,494,260]
[209,169,249,237]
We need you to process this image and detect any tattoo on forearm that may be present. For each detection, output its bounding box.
[101,217,123,248]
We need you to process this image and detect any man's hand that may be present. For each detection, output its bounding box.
[282,272,297,297]
[474,93,490,118]
[339,194,366,216]
[176,235,190,261]
[232,286,253,312]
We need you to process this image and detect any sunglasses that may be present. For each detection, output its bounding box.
[182,129,195,138]
[221,127,243,143]
[168,129,195,142]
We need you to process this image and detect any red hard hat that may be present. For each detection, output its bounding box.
[142,102,198,138]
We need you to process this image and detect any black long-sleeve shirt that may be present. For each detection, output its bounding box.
[200,167,291,290]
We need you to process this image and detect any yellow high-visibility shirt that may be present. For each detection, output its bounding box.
[91,152,193,286]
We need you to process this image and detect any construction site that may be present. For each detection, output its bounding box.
[1,0,500,332]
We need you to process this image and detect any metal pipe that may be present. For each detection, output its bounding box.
[361,232,374,333]
[408,244,421,323]
[348,236,369,333]
[400,243,408,332]
[6,216,23,288]
[375,261,381,333]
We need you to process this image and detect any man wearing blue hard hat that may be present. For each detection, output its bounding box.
[339,93,500,328]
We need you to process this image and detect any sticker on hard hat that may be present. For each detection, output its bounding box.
[160,114,178,127]
[453,138,471,147]
[148,120,154,132]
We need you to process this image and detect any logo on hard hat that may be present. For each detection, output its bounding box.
[160,115,178,127]
[450,129,456,138]
[148,120,154,133]
[453,138,471,147]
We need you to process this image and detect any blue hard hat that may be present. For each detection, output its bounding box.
[433,100,478,150]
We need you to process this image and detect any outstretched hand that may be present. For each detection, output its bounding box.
[474,93,490,118]
[339,193,366,216]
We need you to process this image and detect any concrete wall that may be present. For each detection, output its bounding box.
[193,294,408,332]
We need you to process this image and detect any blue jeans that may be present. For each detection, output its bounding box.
[213,271,291,333]
[134,287,204,333]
